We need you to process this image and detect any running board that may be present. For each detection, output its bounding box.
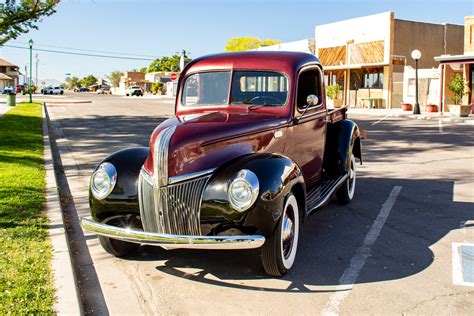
[305,174,347,213]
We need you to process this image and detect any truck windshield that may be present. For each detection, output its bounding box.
[181,71,288,107]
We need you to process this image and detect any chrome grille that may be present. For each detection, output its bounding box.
[139,169,211,235]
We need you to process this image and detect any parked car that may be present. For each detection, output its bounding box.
[126,86,143,96]
[15,85,25,94]
[43,86,64,95]
[74,87,90,92]
[80,52,363,276]
[1,86,15,94]
[97,88,111,95]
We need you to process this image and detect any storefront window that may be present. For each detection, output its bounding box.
[364,72,384,88]
[428,79,440,96]
[408,79,416,96]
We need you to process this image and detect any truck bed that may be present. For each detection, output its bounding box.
[327,107,347,124]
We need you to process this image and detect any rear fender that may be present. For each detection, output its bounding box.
[324,120,362,176]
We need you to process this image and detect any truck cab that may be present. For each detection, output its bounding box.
[81,52,362,276]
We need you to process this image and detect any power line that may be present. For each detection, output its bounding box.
[2,44,156,61]
[9,40,158,58]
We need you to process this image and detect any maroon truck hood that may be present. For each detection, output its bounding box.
[143,110,287,177]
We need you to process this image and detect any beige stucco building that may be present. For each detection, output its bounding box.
[315,12,464,109]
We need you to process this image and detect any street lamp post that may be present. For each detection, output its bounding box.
[28,39,33,103]
[411,49,421,115]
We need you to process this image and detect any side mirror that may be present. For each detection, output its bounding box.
[306,94,319,107]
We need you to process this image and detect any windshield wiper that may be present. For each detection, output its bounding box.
[247,104,278,111]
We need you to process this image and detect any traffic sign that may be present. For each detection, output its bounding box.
[170,73,178,81]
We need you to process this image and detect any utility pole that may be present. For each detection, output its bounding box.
[28,39,33,103]
[35,54,39,87]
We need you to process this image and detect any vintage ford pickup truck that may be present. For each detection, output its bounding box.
[80,51,362,276]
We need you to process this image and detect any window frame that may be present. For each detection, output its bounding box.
[229,70,290,107]
[180,69,290,108]
[181,70,233,107]
[295,65,325,113]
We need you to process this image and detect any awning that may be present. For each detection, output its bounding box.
[323,62,388,71]
[0,73,13,80]
[434,54,474,64]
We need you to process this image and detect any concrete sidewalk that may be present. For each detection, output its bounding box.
[0,103,12,116]
[347,107,474,124]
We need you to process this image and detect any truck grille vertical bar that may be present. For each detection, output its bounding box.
[139,169,211,236]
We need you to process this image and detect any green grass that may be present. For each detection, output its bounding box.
[0,103,55,314]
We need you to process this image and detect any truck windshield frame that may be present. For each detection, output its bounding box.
[181,70,289,107]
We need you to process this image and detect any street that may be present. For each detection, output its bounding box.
[45,92,474,315]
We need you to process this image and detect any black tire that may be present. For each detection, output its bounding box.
[126,94,129,96]
[336,154,356,204]
[98,216,140,257]
[261,193,300,276]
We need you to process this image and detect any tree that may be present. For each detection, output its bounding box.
[148,53,192,73]
[107,71,123,87]
[224,37,281,52]
[0,0,60,45]
[81,75,97,88]
[140,67,147,74]
[67,76,81,89]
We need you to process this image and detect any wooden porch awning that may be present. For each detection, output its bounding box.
[0,73,13,80]
[318,40,385,68]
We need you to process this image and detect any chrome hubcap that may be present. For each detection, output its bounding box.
[282,207,295,259]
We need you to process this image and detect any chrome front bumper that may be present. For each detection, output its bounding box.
[80,217,265,250]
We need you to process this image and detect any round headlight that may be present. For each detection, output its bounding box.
[91,162,117,200]
[228,169,259,212]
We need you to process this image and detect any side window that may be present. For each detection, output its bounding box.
[297,68,322,109]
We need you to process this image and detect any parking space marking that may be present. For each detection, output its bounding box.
[452,242,474,287]
[321,186,402,316]
[438,119,444,133]
[371,114,390,126]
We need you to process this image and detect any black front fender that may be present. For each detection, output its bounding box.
[90,147,149,222]
[201,153,305,236]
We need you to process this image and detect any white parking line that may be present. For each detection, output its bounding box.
[438,119,444,133]
[321,186,402,316]
[371,114,390,126]
[452,242,474,287]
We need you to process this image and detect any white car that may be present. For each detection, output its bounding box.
[97,88,111,95]
[43,86,64,95]
[126,86,143,96]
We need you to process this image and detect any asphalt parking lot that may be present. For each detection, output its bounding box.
[45,92,474,315]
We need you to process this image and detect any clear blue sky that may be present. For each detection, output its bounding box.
[1,0,472,82]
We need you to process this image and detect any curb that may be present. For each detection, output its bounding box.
[42,104,83,315]
[392,114,474,125]
[44,101,92,105]
[347,109,474,125]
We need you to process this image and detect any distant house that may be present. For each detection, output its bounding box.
[89,79,111,92]
[0,59,20,90]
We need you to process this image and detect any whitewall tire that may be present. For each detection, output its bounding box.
[262,193,300,276]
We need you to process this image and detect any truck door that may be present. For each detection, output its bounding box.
[284,66,327,188]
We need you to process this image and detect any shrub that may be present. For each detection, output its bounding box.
[448,73,469,105]
[151,82,164,95]
[326,85,341,100]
